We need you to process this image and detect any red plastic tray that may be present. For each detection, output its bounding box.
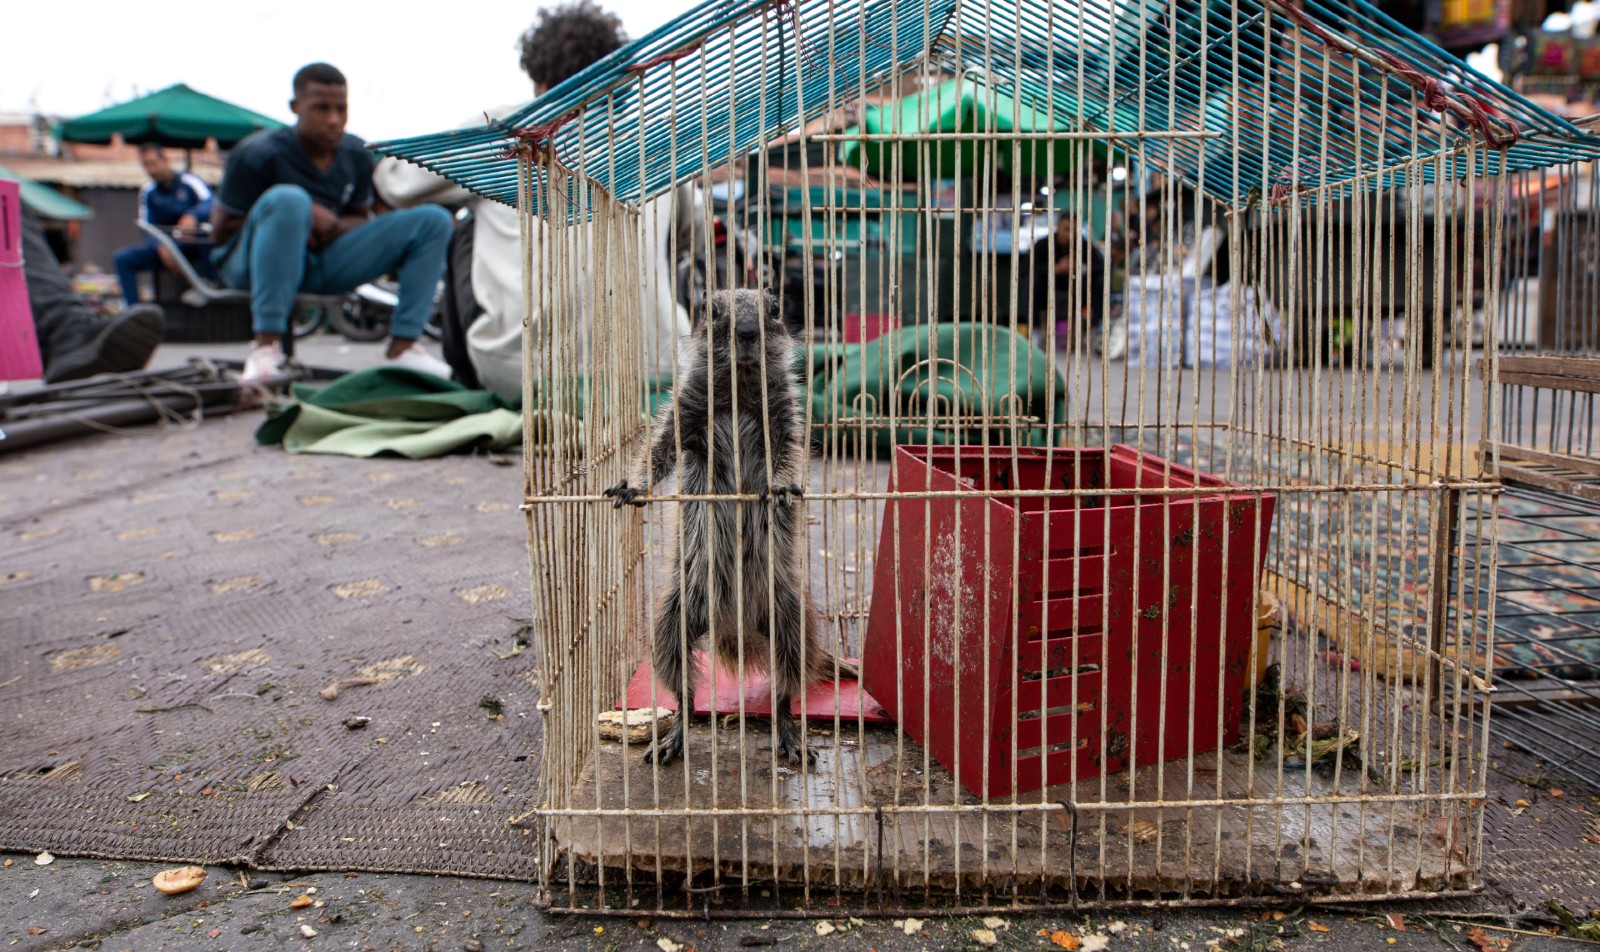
[620,653,890,723]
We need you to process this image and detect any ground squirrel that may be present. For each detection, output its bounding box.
[606,289,853,767]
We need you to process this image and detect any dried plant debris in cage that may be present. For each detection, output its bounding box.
[1238,662,1311,761]
[607,289,856,769]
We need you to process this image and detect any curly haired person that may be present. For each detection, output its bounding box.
[374,1,703,400]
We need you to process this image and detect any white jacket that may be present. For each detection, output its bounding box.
[374,106,700,402]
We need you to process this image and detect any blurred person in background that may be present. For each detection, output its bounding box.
[375,0,702,400]
[113,143,214,306]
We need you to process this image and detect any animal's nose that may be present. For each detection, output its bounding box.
[735,323,760,342]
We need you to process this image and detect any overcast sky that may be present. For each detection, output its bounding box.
[2,0,681,144]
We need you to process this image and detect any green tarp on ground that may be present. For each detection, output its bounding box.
[257,324,1066,459]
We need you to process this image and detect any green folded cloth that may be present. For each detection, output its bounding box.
[255,367,525,458]
[257,324,1065,460]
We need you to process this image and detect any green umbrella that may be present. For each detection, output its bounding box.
[838,78,1110,182]
[57,83,284,150]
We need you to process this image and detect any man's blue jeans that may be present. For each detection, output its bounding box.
[214,184,452,339]
[114,240,216,306]
[113,243,161,306]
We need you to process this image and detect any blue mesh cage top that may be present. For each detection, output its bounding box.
[371,0,1600,212]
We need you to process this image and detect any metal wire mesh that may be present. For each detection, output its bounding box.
[1477,157,1600,789]
[372,0,1600,208]
[370,0,1600,916]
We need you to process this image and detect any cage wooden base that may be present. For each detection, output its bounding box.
[553,723,1469,900]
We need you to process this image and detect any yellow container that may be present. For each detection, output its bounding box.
[1253,591,1282,685]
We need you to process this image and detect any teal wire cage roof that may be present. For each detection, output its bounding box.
[372,0,1600,213]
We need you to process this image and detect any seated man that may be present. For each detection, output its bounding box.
[211,62,453,384]
[1032,212,1107,344]
[21,208,165,383]
[113,143,214,306]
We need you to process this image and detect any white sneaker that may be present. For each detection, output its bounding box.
[1101,316,1128,361]
[388,342,453,380]
[239,343,287,386]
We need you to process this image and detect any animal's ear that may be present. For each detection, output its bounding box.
[690,290,717,331]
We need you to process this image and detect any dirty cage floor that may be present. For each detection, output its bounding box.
[557,722,1469,901]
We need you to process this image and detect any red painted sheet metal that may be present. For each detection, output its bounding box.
[862,444,1276,798]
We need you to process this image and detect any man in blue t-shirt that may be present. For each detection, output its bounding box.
[113,143,214,306]
[211,62,453,384]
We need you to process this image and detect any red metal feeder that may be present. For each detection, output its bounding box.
[861,444,1276,798]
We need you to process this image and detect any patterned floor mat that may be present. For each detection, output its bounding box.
[0,417,543,879]
[1107,428,1600,680]
[1471,486,1600,681]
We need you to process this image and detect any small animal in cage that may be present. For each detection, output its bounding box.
[605,288,852,768]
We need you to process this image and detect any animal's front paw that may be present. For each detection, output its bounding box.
[775,713,816,767]
[769,483,805,508]
[603,480,647,509]
[643,729,685,766]
[778,739,817,768]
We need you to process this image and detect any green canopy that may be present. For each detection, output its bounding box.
[838,78,1110,182]
[57,83,284,150]
[0,163,93,221]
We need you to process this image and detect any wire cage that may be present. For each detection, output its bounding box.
[374,0,1600,915]
[1478,151,1600,787]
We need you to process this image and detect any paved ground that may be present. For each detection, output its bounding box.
[1,850,1588,952]
[2,331,1594,951]
[141,332,397,379]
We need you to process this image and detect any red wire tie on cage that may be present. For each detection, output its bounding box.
[626,0,821,74]
[1271,0,1520,149]
[626,41,706,73]
[495,110,582,161]
[1371,49,1522,149]
[771,0,829,70]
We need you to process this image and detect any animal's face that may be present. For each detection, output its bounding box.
[694,290,787,367]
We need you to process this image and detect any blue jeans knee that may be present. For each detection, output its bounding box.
[416,204,454,239]
[254,184,313,222]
